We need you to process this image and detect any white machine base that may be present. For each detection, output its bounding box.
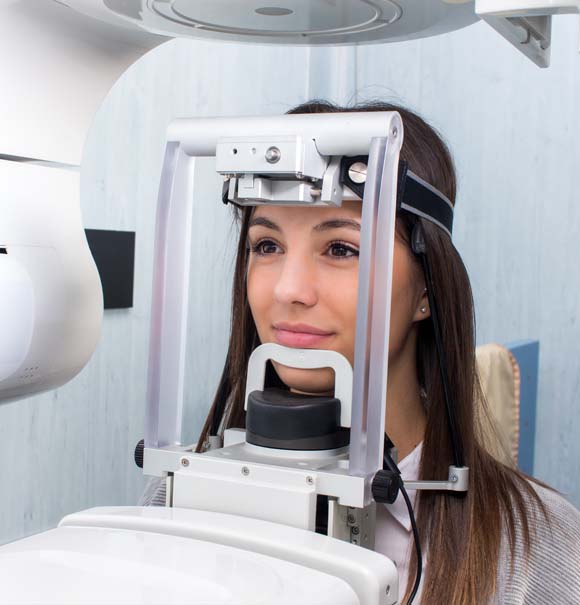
[0,506,398,605]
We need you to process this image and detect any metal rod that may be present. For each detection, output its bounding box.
[349,121,403,501]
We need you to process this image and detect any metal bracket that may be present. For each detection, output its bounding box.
[328,498,376,550]
[476,0,580,67]
[404,465,469,492]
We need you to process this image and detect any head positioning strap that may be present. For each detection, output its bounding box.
[340,156,454,238]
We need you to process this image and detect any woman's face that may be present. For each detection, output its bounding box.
[246,201,427,394]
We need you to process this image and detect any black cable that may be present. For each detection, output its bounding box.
[399,479,422,605]
[411,222,464,469]
[383,441,422,605]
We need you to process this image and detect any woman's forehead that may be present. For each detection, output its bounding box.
[251,200,362,226]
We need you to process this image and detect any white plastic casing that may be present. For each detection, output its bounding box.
[0,0,163,404]
[65,0,479,46]
[0,506,398,605]
[0,0,164,165]
[476,0,580,66]
[0,161,103,402]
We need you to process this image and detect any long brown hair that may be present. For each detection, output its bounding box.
[196,100,545,604]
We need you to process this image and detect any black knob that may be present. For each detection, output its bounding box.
[134,439,144,469]
[372,469,400,504]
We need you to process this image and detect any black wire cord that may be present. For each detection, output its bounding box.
[399,478,422,605]
[383,443,422,605]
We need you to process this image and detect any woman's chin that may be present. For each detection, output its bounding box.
[273,364,335,396]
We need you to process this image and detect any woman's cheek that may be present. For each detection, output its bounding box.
[321,272,358,364]
[247,267,270,336]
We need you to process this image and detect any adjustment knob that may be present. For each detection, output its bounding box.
[372,469,400,504]
[134,439,144,469]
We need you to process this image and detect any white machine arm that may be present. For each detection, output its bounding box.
[0,1,165,404]
[476,0,580,67]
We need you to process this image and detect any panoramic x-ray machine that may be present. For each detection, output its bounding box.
[0,1,579,604]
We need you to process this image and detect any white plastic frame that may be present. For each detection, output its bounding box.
[145,112,402,502]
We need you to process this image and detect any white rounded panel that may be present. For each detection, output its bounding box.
[0,525,359,605]
[67,0,479,45]
[0,160,103,403]
[0,255,34,382]
[0,0,164,165]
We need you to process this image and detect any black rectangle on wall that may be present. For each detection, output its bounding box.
[85,229,135,309]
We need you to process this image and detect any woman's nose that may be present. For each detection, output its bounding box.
[273,252,318,307]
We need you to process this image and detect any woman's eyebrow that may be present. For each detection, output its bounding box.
[313,219,360,232]
[248,216,361,233]
[248,216,280,231]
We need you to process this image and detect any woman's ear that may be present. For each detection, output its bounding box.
[413,286,430,322]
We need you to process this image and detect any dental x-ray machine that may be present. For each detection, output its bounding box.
[0,1,579,604]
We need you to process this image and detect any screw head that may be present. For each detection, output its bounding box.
[306,476,314,485]
[392,126,398,138]
[351,526,360,535]
[241,466,250,476]
[181,457,189,467]
[265,146,281,164]
[347,514,356,524]
[451,474,458,483]
[348,161,367,184]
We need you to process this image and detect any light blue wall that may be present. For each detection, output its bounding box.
[1,17,579,544]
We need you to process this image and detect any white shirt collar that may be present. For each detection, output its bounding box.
[383,441,423,532]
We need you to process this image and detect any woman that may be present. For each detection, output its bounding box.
[145,101,580,604]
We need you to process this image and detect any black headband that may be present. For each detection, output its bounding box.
[340,156,454,238]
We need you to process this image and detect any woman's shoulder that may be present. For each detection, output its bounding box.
[528,480,580,530]
[523,480,580,555]
[497,479,580,604]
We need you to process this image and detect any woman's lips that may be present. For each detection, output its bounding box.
[273,324,334,348]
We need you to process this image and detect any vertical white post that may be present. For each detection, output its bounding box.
[349,123,402,502]
[146,143,195,448]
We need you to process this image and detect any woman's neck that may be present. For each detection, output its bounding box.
[385,333,427,461]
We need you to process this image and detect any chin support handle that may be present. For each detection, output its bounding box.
[244,343,353,428]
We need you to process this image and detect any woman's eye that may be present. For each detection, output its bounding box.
[251,240,281,255]
[327,242,359,258]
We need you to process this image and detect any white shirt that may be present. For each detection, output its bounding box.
[374,441,424,604]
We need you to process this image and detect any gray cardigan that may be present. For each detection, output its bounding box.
[495,482,580,604]
[140,478,580,603]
